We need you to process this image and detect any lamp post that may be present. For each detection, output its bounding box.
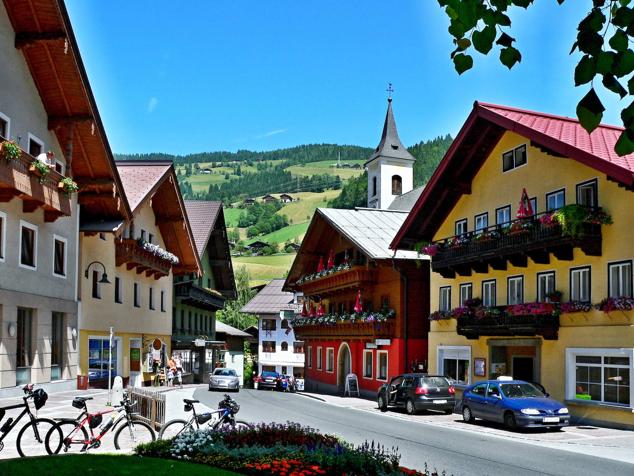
[108,326,114,406]
[84,261,111,283]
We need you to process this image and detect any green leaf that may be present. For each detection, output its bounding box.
[456,38,472,50]
[629,76,634,95]
[596,51,616,74]
[578,8,606,33]
[512,0,533,7]
[602,74,628,98]
[574,55,596,86]
[620,101,634,128]
[472,25,496,54]
[612,6,634,28]
[609,29,629,52]
[448,19,467,39]
[576,88,605,133]
[453,53,474,75]
[494,11,512,26]
[592,0,606,6]
[576,30,603,56]
[499,46,522,69]
[496,32,515,47]
[612,50,634,77]
[614,130,634,156]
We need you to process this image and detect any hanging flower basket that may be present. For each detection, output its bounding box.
[58,177,79,194]
[29,161,51,183]
[0,140,21,162]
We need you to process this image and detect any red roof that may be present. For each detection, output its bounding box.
[116,162,171,212]
[391,101,634,249]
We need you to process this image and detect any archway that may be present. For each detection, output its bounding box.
[337,342,351,392]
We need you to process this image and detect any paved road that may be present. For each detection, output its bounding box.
[195,387,634,476]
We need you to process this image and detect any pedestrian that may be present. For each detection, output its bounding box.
[173,354,183,388]
[166,366,174,387]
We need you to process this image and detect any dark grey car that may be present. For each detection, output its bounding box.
[377,374,456,415]
[208,368,240,392]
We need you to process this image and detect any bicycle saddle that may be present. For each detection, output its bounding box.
[76,396,94,402]
[183,399,199,404]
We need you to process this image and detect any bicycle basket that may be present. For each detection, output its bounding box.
[184,403,193,412]
[196,412,212,424]
[89,414,103,429]
[72,397,85,409]
[32,389,48,410]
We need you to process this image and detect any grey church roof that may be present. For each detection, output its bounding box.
[364,98,417,166]
[240,279,300,315]
[388,186,425,212]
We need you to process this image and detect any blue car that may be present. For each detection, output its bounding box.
[460,379,570,430]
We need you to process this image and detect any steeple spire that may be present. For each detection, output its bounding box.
[365,96,416,166]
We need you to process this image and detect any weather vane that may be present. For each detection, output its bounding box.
[386,83,394,100]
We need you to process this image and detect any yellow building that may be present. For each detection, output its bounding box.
[78,161,200,388]
[392,102,634,428]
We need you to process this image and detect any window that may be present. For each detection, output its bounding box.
[495,206,511,226]
[19,221,37,269]
[161,290,165,312]
[92,270,101,299]
[482,280,496,307]
[0,211,6,262]
[53,235,67,277]
[537,272,556,302]
[459,283,472,306]
[0,112,9,138]
[471,383,487,396]
[455,219,467,236]
[51,312,64,381]
[307,346,313,368]
[566,348,633,407]
[281,319,289,329]
[262,341,276,353]
[115,277,122,303]
[570,266,591,302]
[439,286,451,312]
[487,384,501,398]
[576,179,598,208]
[317,346,323,370]
[148,287,155,310]
[474,213,488,232]
[507,276,524,305]
[546,189,565,211]
[392,175,402,195]
[140,229,146,241]
[16,308,33,386]
[148,233,154,244]
[293,342,304,353]
[530,197,537,215]
[326,348,334,373]
[281,342,289,351]
[88,337,119,382]
[55,161,64,175]
[502,144,527,172]
[262,319,277,331]
[188,311,192,331]
[28,134,43,157]
[363,350,373,379]
[609,261,633,298]
[128,222,135,240]
[377,351,388,381]
[372,176,377,197]
[207,278,212,288]
[134,283,140,307]
[438,346,470,385]
[180,309,185,332]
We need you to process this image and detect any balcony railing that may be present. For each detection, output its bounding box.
[115,239,173,279]
[292,319,395,340]
[0,138,71,221]
[175,281,225,310]
[456,309,559,340]
[427,209,604,278]
[295,265,376,296]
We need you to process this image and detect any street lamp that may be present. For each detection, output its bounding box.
[84,261,111,284]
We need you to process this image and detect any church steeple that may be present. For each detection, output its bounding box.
[366,93,416,209]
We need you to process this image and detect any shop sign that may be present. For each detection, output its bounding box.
[375,339,391,346]
[365,343,377,349]
[194,339,206,347]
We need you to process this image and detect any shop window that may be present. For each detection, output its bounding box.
[437,346,470,385]
[88,337,118,383]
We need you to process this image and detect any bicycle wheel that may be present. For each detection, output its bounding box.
[45,421,89,455]
[16,418,56,457]
[158,419,193,440]
[114,420,155,450]
[232,420,253,431]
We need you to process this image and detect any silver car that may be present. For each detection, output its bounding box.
[209,368,240,392]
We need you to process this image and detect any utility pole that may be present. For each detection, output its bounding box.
[107,326,113,405]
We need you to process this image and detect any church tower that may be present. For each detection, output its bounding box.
[365,95,416,209]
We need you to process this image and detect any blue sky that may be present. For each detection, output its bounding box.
[65,1,619,155]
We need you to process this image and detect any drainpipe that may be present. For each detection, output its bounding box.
[393,262,408,374]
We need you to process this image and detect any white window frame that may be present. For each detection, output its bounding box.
[576,179,598,208]
[0,111,10,139]
[459,283,472,307]
[439,286,451,312]
[570,266,591,302]
[482,279,496,307]
[0,210,6,263]
[537,271,555,302]
[455,219,467,236]
[19,220,38,270]
[316,346,323,370]
[54,160,65,176]
[326,347,334,373]
[565,347,634,408]
[376,350,389,382]
[307,346,312,368]
[437,345,471,385]
[507,275,524,305]
[495,205,511,226]
[474,213,488,232]
[546,189,566,211]
[363,349,373,379]
[27,132,44,157]
[608,260,633,298]
[52,234,67,278]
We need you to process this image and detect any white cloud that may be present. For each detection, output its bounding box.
[256,128,288,139]
[147,97,159,113]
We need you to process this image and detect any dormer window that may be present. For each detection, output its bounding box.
[392,175,402,195]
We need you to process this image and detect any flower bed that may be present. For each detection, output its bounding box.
[291,309,395,327]
[135,422,439,476]
[596,297,634,312]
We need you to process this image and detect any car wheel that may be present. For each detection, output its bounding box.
[406,399,417,415]
[504,412,517,430]
[462,405,474,423]
[377,395,388,412]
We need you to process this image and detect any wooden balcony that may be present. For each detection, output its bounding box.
[296,266,376,296]
[292,319,395,340]
[115,239,173,279]
[457,313,559,340]
[430,211,603,278]
[175,281,225,311]
[0,141,72,222]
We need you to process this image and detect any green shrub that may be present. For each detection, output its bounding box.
[135,437,173,458]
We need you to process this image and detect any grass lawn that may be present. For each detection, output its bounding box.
[233,253,296,285]
[285,159,364,180]
[0,454,239,476]
[276,190,340,224]
[246,222,309,245]
[223,207,243,227]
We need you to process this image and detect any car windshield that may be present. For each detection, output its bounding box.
[500,383,545,398]
[213,369,236,376]
[261,371,278,378]
[420,377,448,387]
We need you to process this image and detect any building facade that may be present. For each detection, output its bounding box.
[392,102,634,428]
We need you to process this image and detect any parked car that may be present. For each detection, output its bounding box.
[254,371,281,390]
[377,373,456,415]
[460,378,570,430]
[208,368,240,392]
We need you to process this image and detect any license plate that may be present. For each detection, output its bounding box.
[543,417,560,423]
[433,399,448,404]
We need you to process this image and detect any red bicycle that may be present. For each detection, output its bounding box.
[44,393,155,454]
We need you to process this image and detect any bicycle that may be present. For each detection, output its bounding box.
[44,393,155,454]
[159,394,252,439]
[0,384,53,457]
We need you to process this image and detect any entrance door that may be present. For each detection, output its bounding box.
[512,357,534,381]
[337,344,351,392]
